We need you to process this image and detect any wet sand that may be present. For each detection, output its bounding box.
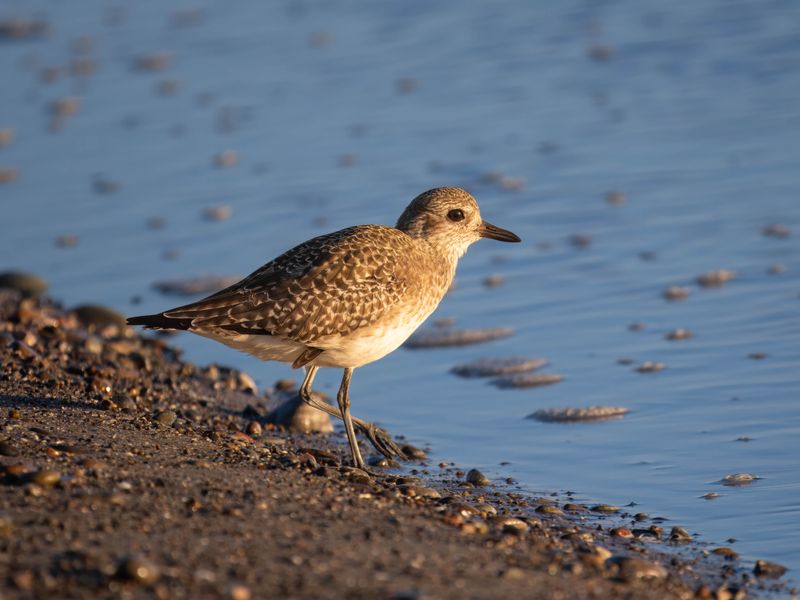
[1,288,787,599]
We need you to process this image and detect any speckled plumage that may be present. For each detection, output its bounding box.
[128,187,520,467]
[163,225,451,352]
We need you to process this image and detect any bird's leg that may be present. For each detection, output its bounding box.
[336,368,365,469]
[299,365,319,402]
[298,367,405,462]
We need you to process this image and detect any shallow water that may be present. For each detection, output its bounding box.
[2,0,799,579]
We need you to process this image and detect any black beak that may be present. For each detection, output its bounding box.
[479,221,521,243]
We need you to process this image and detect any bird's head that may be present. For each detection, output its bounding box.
[396,187,520,259]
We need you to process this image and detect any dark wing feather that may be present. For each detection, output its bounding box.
[161,226,415,343]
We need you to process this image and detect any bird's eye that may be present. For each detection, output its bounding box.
[447,209,465,222]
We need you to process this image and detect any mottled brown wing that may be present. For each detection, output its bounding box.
[162,226,412,343]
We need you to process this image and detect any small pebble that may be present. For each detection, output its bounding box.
[0,272,48,297]
[0,18,49,40]
[0,167,18,183]
[405,327,513,349]
[605,556,667,582]
[154,410,176,426]
[712,547,739,560]
[451,357,546,378]
[663,286,690,301]
[754,559,787,578]
[0,441,19,456]
[669,526,691,541]
[493,373,562,389]
[466,469,490,486]
[204,205,233,221]
[72,305,127,329]
[610,527,633,538]
[0,128,14,146]
[92,175,120,194]
[767,263,786,275]
[158,79,182,96]
[588,44,615,61]
[337,154,356,167]
[591,504,620,513]
[146,216,166,230]
[666,328,693,341]
[492,516,529,533]
[535,504,562,515]
[229,584,252,600]
[214,151,238,168]
[31,470,60,486]
[569,234,592,248]
[117,556,160,584]
[309,31,334,48]
[133,52,172,72]
[528,406,628,423]
[696,269,736,287]
[720,473,761,486]
[84,337,103,354]
[50,97,80,117]
[762,224,791,238]
[395,77,419,94]
[55,234,79,248]
[401,444,427,460]
[482,274,505,288]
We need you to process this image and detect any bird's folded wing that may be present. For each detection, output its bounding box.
[163,226,413,343]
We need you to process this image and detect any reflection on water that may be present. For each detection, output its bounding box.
[2,0,799,577]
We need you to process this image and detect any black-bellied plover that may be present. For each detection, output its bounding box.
[128,187,520,469]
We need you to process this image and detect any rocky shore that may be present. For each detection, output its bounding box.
[0,285,788,599]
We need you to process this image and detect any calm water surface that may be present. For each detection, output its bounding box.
[2,0,799,578]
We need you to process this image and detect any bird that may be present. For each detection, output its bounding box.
[127,187,521,469]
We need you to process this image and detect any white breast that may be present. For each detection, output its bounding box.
[312,317,423,368]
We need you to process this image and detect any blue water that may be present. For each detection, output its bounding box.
[2,0,799,579]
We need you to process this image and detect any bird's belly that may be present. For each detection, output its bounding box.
[313,316,425,368]
[195,329,307,364]
[193,305,437,370]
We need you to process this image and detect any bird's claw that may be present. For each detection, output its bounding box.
[356,421,404,460]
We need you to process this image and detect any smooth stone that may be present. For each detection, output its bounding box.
[528,406,628,423]
[404,327,513,349]
[154,410,177,426]
[117,556,160,584]
[493,373,562,389]
[606,556,667,582]
[72,304,127,329]
[466,468,490,486]
[450,357,546,378]
[754,559,786,578]
[0,272,48,297]
[266,392,333,433]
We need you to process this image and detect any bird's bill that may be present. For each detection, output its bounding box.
[479,221,521,243]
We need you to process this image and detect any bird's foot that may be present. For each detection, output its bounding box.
[355,420,405,461]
